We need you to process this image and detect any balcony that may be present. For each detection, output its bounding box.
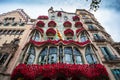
[94,36,106,42]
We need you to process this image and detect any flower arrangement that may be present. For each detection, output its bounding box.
[72,16,80,21]
[11,63,109,80]
[37,16,48,20]
[46,28,56,36]
[36,21,45,27]
[63,21,72,27]
[75,21,83,28]
[64,29,74,36]
[48,21,56,27]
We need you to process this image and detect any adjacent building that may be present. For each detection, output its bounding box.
[0,7,120,80]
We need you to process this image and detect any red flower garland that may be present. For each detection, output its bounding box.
[63,21,72,27]
[46,28,56,36]
[38,16,48,20]
[36,21,45,27]
[29,39,90,47]
[75,21,83,28]
[64,29,74,36]
[72,16,80,21]
[11,63,109,80]
[48,21,56,27]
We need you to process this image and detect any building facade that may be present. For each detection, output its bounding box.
[0,7,120,80]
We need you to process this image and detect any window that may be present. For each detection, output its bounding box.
[33,31,40,41]
[51,15,55,20]
[66,37,73,40]
[85,46,97,64]
[88,25,94,29]
[0,53,9,65]
[48,47,57,64]
[94,34,100,39]
[37,46,83,64]
[64,16,68,21]
[80,32,88,42]
[64,47,73,63]
[73,47,83,64]
[38,47,48,64]
[111,69,120,80]
[47,36,54,40]
[100,46,115,60]
[26,45,35,64]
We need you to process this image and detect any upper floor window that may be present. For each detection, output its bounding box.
[111,69,120,80]
[85,46,98,64]
[51,15,55,20]
[80,32,88,42]
[100,46,116,60]
[26,45,35,64]
[0,53,9,65]
[64,16,68,21]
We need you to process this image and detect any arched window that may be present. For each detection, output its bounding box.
[64,47,73,64]
[48,47,57,64]
[73,47,83,64]
[38,47,48,64]
[32,31,40,41]
[26,45,35,64]
[80,32,88,42]
[85,46,97,64]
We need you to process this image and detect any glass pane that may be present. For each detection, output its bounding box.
[40,47,48,55]
[27,54,35,64]
[64,47,72,54]
[0,54,9,65]
[48,54,57,64]
[80,33,87,42]
[29,45,35,55]
[73,47,80,55]
[34,32,40,41]
[39,56,47,64]
[75,56,82,64]
[49,47,57,54]
[65,54,73,63]
[86,54,93,64]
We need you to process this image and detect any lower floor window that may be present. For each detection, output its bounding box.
[111,69,120,80]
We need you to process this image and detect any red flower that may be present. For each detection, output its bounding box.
[63,21,72,27]
[29,39,91,47]
[38,16,48,20]
[46,28,56,36]
[64,29,74,36]
[75,21,83,28]
[57,12,62,17]
[48,21,56,27]
[72,16,80,21]
[11,63,109,80]
[36,21,45,27]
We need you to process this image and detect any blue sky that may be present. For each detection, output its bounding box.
[0,0,120,42]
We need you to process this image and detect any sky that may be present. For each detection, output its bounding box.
[0,0,120,42]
